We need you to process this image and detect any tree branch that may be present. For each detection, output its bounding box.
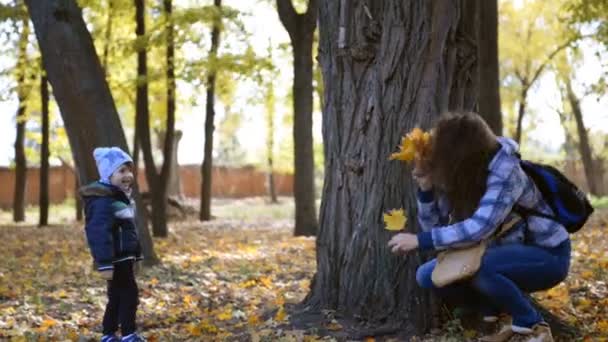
[529,37,582,86]
[276,0,297,36]
[304,0,318,30]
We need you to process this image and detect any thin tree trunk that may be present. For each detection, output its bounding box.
[566,79,599,195]
[477,0,502,135]
[168,130,183,198]
[25,0,158,264]
[200,0,221,221]
[265,55,278,204]
[39,73,50,227]
[276,0,318,236]
[101,0,113,76]
[14,108,27,223]
[515,86,528,144]
[13,16,30,223]
[135,0,175,237]
[305,0,475,335]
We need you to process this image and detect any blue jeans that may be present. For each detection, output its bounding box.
[416,240,571,328]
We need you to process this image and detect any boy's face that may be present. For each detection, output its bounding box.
[110,163,134,193]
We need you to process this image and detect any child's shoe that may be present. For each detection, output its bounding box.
[510,322,554,342]
[121,333,146,342]
[101,335,120,342]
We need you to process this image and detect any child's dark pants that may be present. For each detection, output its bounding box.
[102,260,139,335]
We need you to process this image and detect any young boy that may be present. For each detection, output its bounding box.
[80,147,145,342]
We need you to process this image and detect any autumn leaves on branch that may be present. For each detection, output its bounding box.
[383,128,431,232]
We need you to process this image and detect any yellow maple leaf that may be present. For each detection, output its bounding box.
[389,128,432,163]
[383,209,407,231]
[248,314,261,326]
[37,318,57,332]
[597,320,608,333]
[389,136,416,162]
[217,307,233,321]
[186,323,202,336]
[463,329,477,339]
[275,306,287,322]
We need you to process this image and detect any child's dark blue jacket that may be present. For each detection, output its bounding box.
[80,182,142,271]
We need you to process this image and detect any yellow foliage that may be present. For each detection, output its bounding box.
[383,208,407,231]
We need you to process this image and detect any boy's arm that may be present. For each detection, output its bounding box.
[85,197,115,271]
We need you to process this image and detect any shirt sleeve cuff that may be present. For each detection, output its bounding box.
[417,231,434,251]
[417,189,434,203]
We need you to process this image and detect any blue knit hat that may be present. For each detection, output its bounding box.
[93,147,133,184]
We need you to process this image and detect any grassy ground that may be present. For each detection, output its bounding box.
[0,198,607,341]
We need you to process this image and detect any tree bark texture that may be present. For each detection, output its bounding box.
[13,16,29,223]
[306,0,478,334]
[39,74,50,227]
[200,0,222,221]
[276,0,319,236]
[25,0,158,264]
[566,79,600,195]
[476,0,502,135]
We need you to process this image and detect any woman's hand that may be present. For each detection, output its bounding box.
[388,233,419,254]
[413,162,432,191]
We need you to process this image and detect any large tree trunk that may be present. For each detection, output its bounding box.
[566,79,600,195]
[135,0,175,237]
[39,73,50,227]
[305,0,478,336]
[25,0,158,264]
[477,0,502,135]
[13,16,29,223]
[276,0,318,236]
[200,0,221,221]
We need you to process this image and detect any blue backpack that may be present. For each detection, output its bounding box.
[514,159,594,233]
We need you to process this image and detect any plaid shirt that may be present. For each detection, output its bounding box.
[417,137,570,251]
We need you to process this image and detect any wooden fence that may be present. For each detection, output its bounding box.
[0,165,294,209]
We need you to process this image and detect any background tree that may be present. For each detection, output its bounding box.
[134,0,176,237]
[553,50,605,195]
[304,0,478,334]
[276,0,318,236]
[13,12,30,223]
[499,0,578,145]
[264,56,278,204]
[24,0,158,264]
[200,0,222,221]
[38,71,49,227]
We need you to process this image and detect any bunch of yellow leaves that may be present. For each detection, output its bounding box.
[383,208,407,231]
[389,127,431,163]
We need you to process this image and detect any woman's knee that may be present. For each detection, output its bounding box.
[416,259,436,289]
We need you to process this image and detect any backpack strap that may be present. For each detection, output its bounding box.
[512,204,559,221]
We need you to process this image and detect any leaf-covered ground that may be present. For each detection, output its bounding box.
[0,199,606,341]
